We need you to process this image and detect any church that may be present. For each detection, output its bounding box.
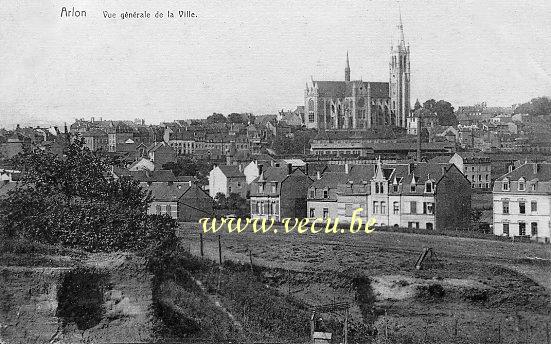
[304,14,411,130]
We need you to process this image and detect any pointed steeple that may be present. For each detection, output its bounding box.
[393,2,406,50]
[345,51,351,82]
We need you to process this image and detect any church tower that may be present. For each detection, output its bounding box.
[389,8,410,128]
[345,51,350,82]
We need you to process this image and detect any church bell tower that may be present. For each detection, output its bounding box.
[389,8,410,128]
[345,51,350,82]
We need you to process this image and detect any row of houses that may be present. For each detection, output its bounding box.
[246,159,472,231]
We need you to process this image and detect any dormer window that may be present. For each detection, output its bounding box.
[410,184,416,192]
[502,178,510,191]
[259,183,264,193]
[518,178,525,191]
[323,189,328,199]
[425,181,434,193]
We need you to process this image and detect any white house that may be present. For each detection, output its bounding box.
[208,164,247,198]
[493,162,551,243]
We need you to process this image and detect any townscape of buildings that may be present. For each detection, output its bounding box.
[1,15,550,243]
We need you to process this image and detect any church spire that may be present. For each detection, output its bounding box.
[345,51,350,82]
[397,3,406,48]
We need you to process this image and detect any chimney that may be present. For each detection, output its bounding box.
[316,171,321,180]
[408,163,415,175]
[238,164,242,172]
[287,163,293,175]
[533,163,539,174]
[188,181,192,186]
[345,163,349,174]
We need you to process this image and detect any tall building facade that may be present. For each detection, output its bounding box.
[304,15,410,130]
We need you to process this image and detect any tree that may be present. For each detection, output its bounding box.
[0,139,177,252]
[514,97,551,116]
[206,113,227,123]
[273,130,317,155]
[163,157,198,176]
[421,99,457,126]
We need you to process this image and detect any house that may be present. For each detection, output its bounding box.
[492,162,551,243]
[146,142,177,166]
[249,164,314,221]
[82,129,108,151]
[332,160,471,230]
[307,164,351,220]
[431,152,492,190]
[143,183,214,221]
[128,158,157,172]
[208,164,248,198]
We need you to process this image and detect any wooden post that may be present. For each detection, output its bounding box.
[344,308,348,344]
[199,232,204,257]
[454,317,458,337]
[384,309,388,343]
[218,234,222,265]
[249,249,253,273]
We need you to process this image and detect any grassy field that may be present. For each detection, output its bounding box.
[178,222,551,344]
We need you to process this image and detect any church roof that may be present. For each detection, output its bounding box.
[313,81,389,99]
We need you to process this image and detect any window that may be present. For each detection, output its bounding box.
[156,204,161,215]
[309,208,315,218]
[410,184,416,192]
[531,201,537,212]
[531,222,538,236]
[424,202,434,215]
[373,201,379,214]
[425,182,433,193]
[518,179,525,191]
[271,185,277,193]
[519,201,526,214]
[393,185,399,192]
[345,204,353,217]
[393,202,399,214]
[323,189,328,199]
[322,208,329,219]
[381,201,386,214]
[410,201,417,214]
[259,184,264,193]
[502,200,509,214]
[503,223,509,236]
[309,190,315,198]
[426,223,434,230]
[375,182,380,193]
[502,179,510,191]
[519,222,526,236]
[166,205,171,215]
[408,222,419,229]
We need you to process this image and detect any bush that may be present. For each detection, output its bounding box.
[0,140,178,256]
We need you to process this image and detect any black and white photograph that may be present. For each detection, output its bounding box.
[0,1,550,343]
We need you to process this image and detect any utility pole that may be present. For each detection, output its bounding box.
[417,110,422,162]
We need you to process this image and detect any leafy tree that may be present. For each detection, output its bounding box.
[514,96,551,116]
[206,113,227,123]
[227,113,250,124]
[0,139,177,253]
[213,192,249,217]
[273,130,317,155]
[163,157,198,176]
[422,99,458,126]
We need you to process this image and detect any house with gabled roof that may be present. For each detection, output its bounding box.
[250,164,314,221]
[142,183,214,221]
[493,162,551,243]
[208,164,248,198]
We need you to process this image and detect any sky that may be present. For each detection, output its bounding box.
[1,0,550,128]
